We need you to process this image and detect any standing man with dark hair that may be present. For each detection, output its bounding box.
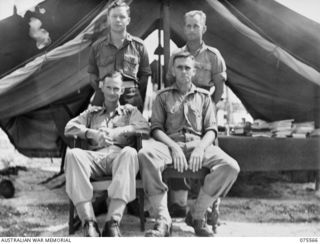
[88,0,151,111]
[139,52,239,237]
[64,72,149,237]
[166,10,227,229]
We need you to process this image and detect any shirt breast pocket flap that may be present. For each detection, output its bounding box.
[124,55,138,65]
[124,55,139,75]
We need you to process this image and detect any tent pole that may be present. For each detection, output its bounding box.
[162,0,170,87]
[314,86,320,191]
[158,28,162,89]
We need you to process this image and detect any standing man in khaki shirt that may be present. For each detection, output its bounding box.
[167,10,227,104]
[166,10,227,229]
[64,72,149,237]
[88,1,151,111]
[138,52,239,237]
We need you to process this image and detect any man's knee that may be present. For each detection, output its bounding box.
[138,147,161,172]
[216,157,240,181]
[65,148,84,169]
[226,157,240,176]
[121,146,137,158]
[119,146,139,169]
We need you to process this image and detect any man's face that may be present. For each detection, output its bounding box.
[101,76,123,103]
[184,14,206,42]
[108,6,130,33]
[172,57,195,89]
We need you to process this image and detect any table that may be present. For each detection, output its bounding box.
[218,136,320,190]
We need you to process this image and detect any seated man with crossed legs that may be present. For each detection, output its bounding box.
[64,72,149,237]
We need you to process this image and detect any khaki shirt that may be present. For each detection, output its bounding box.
[88,33,151,83]
[65,104,150,150]
[167,42,227,89]
[151,84,217,137]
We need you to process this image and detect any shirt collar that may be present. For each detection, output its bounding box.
[105,32,132,45]
[101,103,123,115]
[172,83,197,95]
[183,42,207,55]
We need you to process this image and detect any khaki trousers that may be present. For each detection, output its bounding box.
[138,138,240,220]
[64,145,139,206]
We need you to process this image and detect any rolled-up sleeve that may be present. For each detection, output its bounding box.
[64,110,90,139]
[87,46,99,75]
[202,96,218,136]
[150,94,166,133]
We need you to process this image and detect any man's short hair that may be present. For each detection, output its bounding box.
[107,0,130,16]
[184,10,206,26]
[102,71,123,83]
[172,51,195,65]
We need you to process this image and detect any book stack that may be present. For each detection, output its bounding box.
[251,119,272,137]
[292,121,315,138]
[270,119,294,137]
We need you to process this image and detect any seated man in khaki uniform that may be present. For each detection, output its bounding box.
[64,71,149,237]
[138,52,239,237]
[166,10,227,229]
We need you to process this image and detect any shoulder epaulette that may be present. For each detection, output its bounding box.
[195,87,210,95]
[206,46,221,56]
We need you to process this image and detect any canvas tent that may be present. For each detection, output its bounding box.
[0,0,319,157]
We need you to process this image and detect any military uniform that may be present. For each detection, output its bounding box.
[64,104,149,223]
[166,42,227,91]
[138,84,239,223]
[166,43,227,194]
[88,33,151,110]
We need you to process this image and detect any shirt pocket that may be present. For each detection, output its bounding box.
[123,54,139,78]
[186,103,202,131]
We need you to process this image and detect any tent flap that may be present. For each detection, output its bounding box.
[0,0,319,157]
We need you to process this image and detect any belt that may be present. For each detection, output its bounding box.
[179,128,200,136]
[169,128,201,138]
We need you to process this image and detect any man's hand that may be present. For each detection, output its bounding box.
[123,104,135,115]
[89,129,113,147]
[170,145,188,173]
[107,127,125,141]
[189,146,205,172]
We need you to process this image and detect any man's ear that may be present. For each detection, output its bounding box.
[171,66,176,77]
[202,24,207,35]
[99,81,103,88]
[120,87,125,95]
[127,17,131,26]
[191,66,196,77]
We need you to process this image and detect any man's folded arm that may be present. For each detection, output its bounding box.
[64,110,91,139]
